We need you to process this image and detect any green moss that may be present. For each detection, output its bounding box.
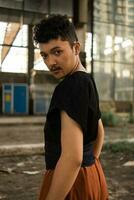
[101,112,121,127]
[104,142,134,153]
[129,114,134,124]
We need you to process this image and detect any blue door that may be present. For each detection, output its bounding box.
[3,84,12,114]
[4,92,12,113]
[13,85,28,114]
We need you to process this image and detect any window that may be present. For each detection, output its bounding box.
[0,22,28,73]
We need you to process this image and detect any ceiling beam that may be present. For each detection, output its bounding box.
[1,23,20,64]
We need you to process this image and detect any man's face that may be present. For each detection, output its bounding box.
[39,38,78,79]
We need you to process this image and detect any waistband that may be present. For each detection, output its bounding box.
[81,143,95,167]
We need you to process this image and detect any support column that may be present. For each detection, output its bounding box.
[88,0,94,77]
[73,0,88,68]
[76,25,87,68]
[27,24,34,114]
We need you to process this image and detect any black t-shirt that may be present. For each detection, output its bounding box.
[44,71,101,170]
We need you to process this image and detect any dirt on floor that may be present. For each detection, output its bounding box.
[0,151,134,200]
[0,120,133,200]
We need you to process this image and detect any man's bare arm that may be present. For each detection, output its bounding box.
[93,119,105,158]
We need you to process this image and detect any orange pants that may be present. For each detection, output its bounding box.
[38,159,109,200]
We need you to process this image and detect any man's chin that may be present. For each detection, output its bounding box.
[51,71,65,79]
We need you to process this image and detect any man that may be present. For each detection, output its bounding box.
[33,14,109,200]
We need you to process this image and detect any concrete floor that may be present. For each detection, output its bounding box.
[0,116,134,200]
[0,116,134,156]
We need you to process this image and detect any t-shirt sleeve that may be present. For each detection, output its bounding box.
[49,76,89,134]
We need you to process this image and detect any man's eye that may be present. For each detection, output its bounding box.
[41,55,47,60]
[54,50,62,56]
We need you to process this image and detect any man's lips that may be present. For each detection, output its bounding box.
[51,67,61,73]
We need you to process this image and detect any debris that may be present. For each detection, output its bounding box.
[23,170,40,175]
[0,194,7,199]
[16,162,25,167]
[0,167,14,174]
[123,161,134,167]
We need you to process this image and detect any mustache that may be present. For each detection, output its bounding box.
[50,65,61,72]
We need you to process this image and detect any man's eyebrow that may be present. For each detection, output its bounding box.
[40,51,46,55]
[40,46,61,55]
[50,46,61,52]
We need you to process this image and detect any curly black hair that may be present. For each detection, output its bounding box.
[33,14,78,46]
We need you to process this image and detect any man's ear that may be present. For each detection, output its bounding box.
[74,42,81,55]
